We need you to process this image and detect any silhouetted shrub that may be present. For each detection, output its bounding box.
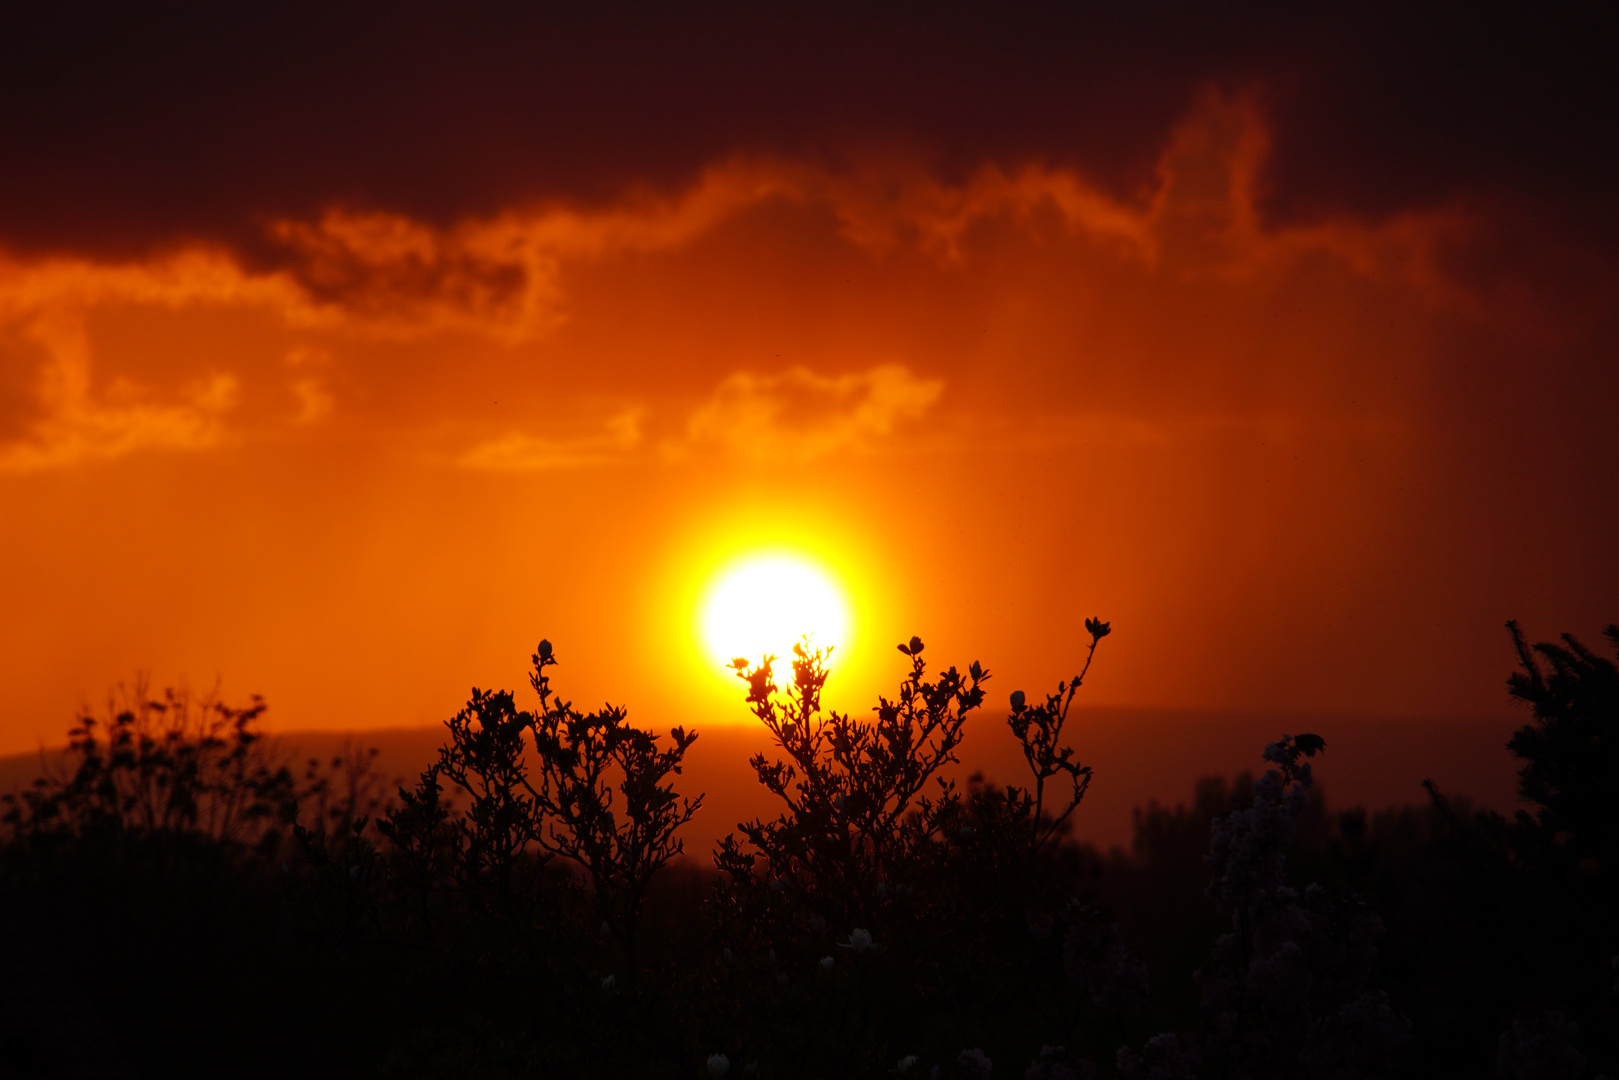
[2,677,297,852]
[1506,620,1619,869]
[6,618,1617,1078]
[1116,734,1411,1080]
[1402,621,1619,1077]
[289,640,707,1076]
[700,623,1138,1078]
[0,680,325,1078]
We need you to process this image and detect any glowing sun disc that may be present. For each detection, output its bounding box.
[700,555,850,670]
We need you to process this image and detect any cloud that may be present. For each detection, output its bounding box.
[263,166,799,341]
[457,364,944,471]
[0,93,1551,472]
[0,251,299,470]
[0,310,238,472]
[260,95,1478,337]
[799,93,1475,304]
[674,364,943,463]
[3,6,1611,262]
[458,409,645,471]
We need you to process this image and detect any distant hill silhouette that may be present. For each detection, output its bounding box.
[0,708,1521,851]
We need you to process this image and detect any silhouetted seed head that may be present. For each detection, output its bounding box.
[1010,690,1026,711]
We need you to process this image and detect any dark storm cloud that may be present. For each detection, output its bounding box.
[2,1,1614,258]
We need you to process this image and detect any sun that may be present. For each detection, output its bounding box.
[699,553,850,672]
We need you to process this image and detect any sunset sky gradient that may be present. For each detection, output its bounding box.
[2,3,1616,765]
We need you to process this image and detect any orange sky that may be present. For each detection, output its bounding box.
[2,9,1616,765]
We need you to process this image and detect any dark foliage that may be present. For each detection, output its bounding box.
[1505,620,1619,868]
[701,626,1131,1076]
[2,620,1616,1078]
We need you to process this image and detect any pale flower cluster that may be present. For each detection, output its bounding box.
[1118,735,1411,1079]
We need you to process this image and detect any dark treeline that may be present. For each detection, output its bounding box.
[1,620,1614,1079]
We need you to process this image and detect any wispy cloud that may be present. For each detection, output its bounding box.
[0,308,239,472]
[457,409,646,471]
[673,364,944,463]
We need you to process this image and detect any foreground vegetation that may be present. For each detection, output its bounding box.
[2,620,1615,1078]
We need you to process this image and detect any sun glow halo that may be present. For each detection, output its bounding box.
[699,554,850,673]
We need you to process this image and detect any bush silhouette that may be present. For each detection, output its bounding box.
[371,641,702,1066]
[703,624,1136,1076]
[1407,621,1619,1077]
[3,619,1617,1078]
[2,677,297,850]
[0,681,318,1077]
[1505,619,1619,869]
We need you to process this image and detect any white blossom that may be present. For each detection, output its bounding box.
[956,1048,992,1079]
[707,1053,731,1078]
